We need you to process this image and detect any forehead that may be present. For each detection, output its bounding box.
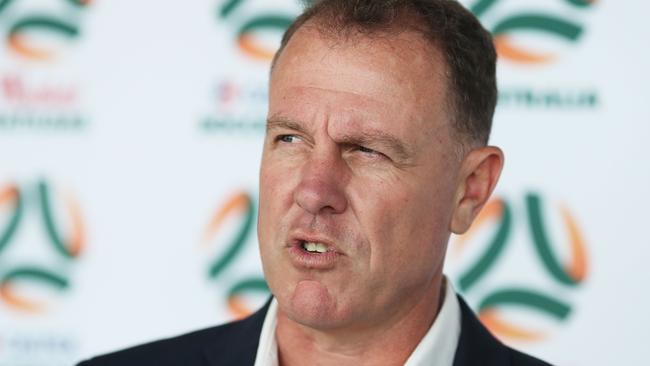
[269,26,451,139]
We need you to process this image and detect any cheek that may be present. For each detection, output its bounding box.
[259,160,289,245]
[258,155,305,254]
[354,179,452,278]
[258,161,295,293]
[259,157,296,211]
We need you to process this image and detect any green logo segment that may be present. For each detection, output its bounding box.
[0,185,22,256]
[470,0,595,64]
[456,199,512,292]
[527,193,587,286]
[478,288,571,341]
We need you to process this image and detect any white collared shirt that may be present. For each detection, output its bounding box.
[253,279,461,366]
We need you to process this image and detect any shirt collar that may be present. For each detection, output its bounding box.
[253,296,279,366]
[253,278,461,366]
[404,278,462,366]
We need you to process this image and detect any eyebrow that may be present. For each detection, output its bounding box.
[266,116,413,162]
[266,117,310,136]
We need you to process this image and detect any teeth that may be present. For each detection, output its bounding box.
[302,242,328,253]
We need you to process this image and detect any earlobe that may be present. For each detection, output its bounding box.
[450,146,504,234]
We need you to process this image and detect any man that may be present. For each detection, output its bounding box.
[79,0,551,365]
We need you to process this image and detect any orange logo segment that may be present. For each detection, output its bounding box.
[560,205,588,282]
[493,35,555,64]
[203,192,251,244]
[63,192,85,257]
[0,185,19,204]
[8,34,54,61]
[0,282,44,313]
[479,309,546,342]
[227,296,252,320]
[237,34,276,61]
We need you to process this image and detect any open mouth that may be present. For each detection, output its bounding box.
[288,238,341,268]
[300,241,330,254]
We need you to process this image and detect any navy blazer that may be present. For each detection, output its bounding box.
[78,296,551,366]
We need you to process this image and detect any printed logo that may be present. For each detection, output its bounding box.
[217,0,312,61]
[0,0,90,61]
[450,192,588,342]
[202,191,268,319]
[467,0,596,64]
[465,0,601,109]
[0,179,85,313]
[200,0,307,134]
[0,0,91,132]
[0,74,87,131]
[200,79,269,134]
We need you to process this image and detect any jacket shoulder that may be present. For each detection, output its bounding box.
[77,321,242,366]
[454,295,554,366]
[77,300,270,366]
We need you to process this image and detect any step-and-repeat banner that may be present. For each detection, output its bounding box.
[1,0,648,365]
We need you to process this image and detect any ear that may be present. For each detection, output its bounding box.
[450,146,504,234]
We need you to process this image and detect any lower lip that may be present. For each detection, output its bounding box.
[287,245,342,270]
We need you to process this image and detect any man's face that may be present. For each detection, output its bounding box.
[258,26,464,330]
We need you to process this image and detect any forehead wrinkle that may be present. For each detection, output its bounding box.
[272,34,427,111]
[270,84,394,117]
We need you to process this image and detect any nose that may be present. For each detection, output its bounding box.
[293,151,348,216]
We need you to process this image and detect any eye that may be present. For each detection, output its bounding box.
[276,134,301,143]
[353,145,388,161]
[358,145,377,154]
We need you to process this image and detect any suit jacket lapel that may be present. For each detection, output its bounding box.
[453,296,511,366]
[201,299,271,366]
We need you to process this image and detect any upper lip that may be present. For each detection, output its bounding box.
[288,231,344,254]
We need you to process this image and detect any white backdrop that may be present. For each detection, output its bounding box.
[0,0,648,365]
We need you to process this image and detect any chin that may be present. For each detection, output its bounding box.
[278,279,354,330]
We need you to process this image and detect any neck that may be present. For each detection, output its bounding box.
[275,278,446,366]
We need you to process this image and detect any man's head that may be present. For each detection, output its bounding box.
[272,0,498,147]
[258,0,503,332]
